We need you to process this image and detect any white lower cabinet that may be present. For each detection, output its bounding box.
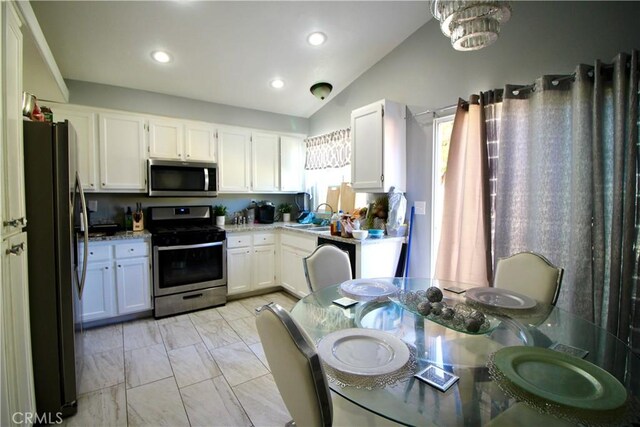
[80,239,151,322]
[279,231,317,298]
[226,232,276,295]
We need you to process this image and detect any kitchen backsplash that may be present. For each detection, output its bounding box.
[86,193,298,227]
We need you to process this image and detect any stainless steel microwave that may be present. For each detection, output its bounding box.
[148,159,218,197]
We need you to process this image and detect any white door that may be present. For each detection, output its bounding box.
[1,232,35,417]
[82,261,116,321]
[115,257,151,315]
[99,112,147,191]
[251,132,279,192]
[253,245,275,289]
[53,106,99,191]
[351,102,384,189]
[2,4,25,238]
[280,136,305,192]
[185,122,216,162]
[218,127,251,192]
[227,247,252,294]
[148,118,183,160]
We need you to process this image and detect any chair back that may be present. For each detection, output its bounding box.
[255,303,333,427]
[303,244,352,292]
[494,251,564,305]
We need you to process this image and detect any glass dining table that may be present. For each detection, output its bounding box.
[289,277,640,426]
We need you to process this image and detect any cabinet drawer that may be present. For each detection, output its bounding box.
[83,244,112,262]
[226,234,251,248]
[253,233,275,246]
[115,241,149,259]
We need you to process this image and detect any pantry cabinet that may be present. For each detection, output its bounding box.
[98,112,147,192]
[226,231,276,295]
[80,239,151,322]
[2,2,26,238]
[51,105,99,191]
[350,99,406,192]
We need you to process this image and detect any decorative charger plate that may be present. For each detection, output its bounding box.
[340,278,398,300]
[492,347,627,411]
[465,287,537,310]
[317,328,410,376]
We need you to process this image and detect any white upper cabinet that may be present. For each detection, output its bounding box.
[148,118,184,161]
[218,126,251,192]
[184,121,216,162]
[251,132,279,192]
[280,136,305,192]
[2,3,26,238]
[52,105,98,191]
[98,112,147,192]
[350,99,406,192]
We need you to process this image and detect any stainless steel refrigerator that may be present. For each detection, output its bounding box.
[23,120,88,418]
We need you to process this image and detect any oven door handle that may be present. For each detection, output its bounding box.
[156,241,224,251]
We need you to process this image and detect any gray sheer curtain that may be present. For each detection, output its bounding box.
[494,51,639,348]
[435,97,492,286]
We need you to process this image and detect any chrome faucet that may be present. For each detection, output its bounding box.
[314,203,335,215]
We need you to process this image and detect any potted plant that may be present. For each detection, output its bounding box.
[213,205,227,226]
[278,203,293,223]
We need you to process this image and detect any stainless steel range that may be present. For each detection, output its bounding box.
[148,206,226,318]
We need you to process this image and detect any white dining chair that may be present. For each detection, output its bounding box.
[493,251,564,305]
[255,303,399,427]
[303,244,352,292]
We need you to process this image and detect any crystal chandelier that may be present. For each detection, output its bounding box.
[430,1,512,51]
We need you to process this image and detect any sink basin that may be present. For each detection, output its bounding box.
[284,224,330,232]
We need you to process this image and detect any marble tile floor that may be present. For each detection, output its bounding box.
[63,291,299,427]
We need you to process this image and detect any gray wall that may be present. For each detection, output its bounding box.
[308,1,640,277]
[67,79,309,135]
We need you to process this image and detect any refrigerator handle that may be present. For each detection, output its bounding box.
[76,171,89,299]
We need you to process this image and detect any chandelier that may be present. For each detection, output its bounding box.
[430,1,512,51]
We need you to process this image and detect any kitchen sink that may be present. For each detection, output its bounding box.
[284,223,331,232]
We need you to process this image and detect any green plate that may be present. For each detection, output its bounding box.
[493,347,627,411]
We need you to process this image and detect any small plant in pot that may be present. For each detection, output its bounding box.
[213,205,227,226]
[278,203,293,223]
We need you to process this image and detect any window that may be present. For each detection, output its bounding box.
[430,115,454,276]
[304,166,367,213]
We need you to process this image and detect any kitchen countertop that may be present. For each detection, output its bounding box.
[221,222,406,245]
[87,230,152,242]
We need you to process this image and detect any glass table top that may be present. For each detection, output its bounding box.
[290,277,640,426]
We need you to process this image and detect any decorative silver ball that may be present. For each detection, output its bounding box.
[426,287,443,303]
[417,301,432,316]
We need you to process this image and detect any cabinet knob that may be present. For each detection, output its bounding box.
[90,251,94,255]
[5,243,24,256]
[90,184,94,187]
[105,266,109,270]
[129,248,134,252]
[118,264,122,268]
[186,154,190,158]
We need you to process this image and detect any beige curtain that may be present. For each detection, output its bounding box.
[435,97,492,286]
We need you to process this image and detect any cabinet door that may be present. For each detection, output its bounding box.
[280,136,305,192]
[218,127,251,192]
[251,132,279,192]
[227,247,251,295]
[351,102,383,190]
[279,245,309,297]
[53,106,99,191]
[99,112,147,191]
[2,4,26,238]
[148,118,184,160]
[82,261,116,321]
[115,257,151,315]
[253,244,275,289]
[185,122,216,162]
[1,232,35,417]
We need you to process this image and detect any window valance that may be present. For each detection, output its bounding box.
[304,128,351,170]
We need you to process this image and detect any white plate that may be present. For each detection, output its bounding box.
[317,328,410,376]
[340,278,398,299]
[465,287,537,309]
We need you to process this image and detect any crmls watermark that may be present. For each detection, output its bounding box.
[12,412,63,425]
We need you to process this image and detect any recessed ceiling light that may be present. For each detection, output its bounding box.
[270,79,285,89]
[307,32,327,46]
[151,50,172,63]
